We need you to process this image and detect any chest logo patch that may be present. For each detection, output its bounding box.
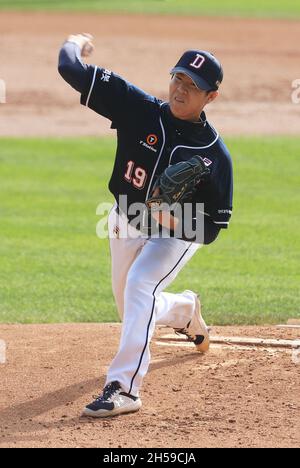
[140,134,158,153]
[202,157,213,167]
[146,134,158,146]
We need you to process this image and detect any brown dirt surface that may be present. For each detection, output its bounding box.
[0,323,299,448]
[1,11,300,137]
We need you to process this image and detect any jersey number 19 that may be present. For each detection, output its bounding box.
[124,160,147,190]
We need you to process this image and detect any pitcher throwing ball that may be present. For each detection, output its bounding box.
[58,33,233,418]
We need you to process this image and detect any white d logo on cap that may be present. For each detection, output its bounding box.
[190,54,205,69]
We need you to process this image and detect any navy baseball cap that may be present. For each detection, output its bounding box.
[170,50,223,91]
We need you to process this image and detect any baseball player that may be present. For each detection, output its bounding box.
[58,33,233,418]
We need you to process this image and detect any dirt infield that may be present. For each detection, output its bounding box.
[0,323,299,448]
[1,11,300,136]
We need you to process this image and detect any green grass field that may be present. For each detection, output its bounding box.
[1,137,299,325]
[0,0,300,18]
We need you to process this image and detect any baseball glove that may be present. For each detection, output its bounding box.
[145,155,210,212]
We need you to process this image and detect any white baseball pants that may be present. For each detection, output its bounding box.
[105,204,201,396]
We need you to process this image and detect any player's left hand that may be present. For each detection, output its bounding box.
[150,188,179,231]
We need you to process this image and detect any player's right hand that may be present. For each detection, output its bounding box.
[67,33,94,57]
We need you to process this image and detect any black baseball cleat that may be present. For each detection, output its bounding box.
[82,381,142,418]
[174,293,210,352]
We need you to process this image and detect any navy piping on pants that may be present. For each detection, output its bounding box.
[128,243,193,395]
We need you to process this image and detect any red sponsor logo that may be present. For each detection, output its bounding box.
[146,134,158,146]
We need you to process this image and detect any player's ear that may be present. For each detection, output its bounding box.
[207,90,218,103]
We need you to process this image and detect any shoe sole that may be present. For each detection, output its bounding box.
[82,400,142,418]
[192,294,210,353]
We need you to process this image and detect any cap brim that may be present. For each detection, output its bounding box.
[170,66,212,91]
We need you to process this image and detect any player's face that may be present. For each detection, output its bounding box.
[169,73,218,121]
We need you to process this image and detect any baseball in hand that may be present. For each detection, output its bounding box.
[67,33,94,57]
[81,33,94,57]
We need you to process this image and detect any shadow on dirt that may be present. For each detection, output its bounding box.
[1,351,204,444]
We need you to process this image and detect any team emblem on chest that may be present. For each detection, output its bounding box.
[139,134,159,153]
[146,134,158,146]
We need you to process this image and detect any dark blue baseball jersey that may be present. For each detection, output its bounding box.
[58,42,233,244]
